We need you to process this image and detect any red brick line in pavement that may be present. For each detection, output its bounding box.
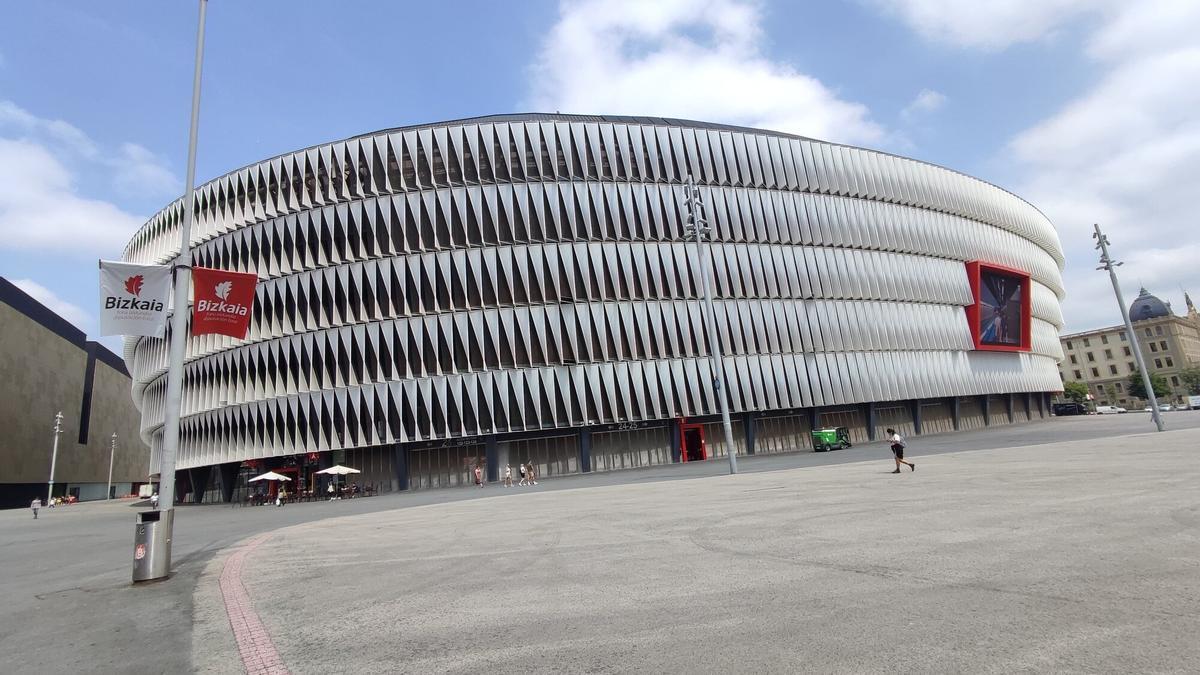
[219,533,290,675]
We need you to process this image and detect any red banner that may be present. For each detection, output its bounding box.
[191,267,258,338]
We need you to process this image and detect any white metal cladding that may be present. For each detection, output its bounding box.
[120,114,1065,470]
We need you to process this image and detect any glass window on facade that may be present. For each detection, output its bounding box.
[1119,331,1127,341]
[1116,382,1123,392]
[1156,326,1164,336]
[1109,365,1118,375]
[1066,340,1074,350]
[1070,355,1078,364]
[1074,369,1082,379]
[1101,335,1109,344]
[1160,341,1168,350]
[1087,352,1095,361]
[1091,367,1100,377]
[1154,358,1163,368]
[1083,338,1091,347]
[1150,343,1158,352]
[1104,349,1112,358]
[1123,346,1131,356]
[1128,362,1136,372]
[1172,376,1180,386]
[1166,357,1174,367]
[1146,328,1153,337]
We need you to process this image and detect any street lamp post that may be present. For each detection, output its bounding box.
[683,175,738,475]
[47,411,63,502]
[107,433,117,500]
[1094,223,1164,432]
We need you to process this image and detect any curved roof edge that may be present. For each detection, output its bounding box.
[159,112,1052,228]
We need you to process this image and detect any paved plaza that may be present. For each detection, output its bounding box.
[2,413,1198,673]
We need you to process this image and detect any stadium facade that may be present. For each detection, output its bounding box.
[121,114,1065,502]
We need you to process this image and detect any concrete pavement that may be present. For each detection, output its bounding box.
[1,412,1196,673]
[237,424,1198,673]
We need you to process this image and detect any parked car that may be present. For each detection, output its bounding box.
[1143,404,1175,412]
[1094,405,1126,414]
[1052,402,1089,416]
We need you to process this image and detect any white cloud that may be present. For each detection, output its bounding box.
[1003,1,1200,331]
[0,138,143,255]
[528,0,883,144]
[0,100,180,257]
[11,278,91,331]
[112,142,181,198]
[869,0,1108,50]
[900,88,946,120]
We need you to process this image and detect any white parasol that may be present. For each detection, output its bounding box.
[315,465,361,475]
[248,471,292,482]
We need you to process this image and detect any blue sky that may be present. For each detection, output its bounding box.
[2,0,1198,348]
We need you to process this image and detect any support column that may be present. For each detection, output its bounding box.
[1007,393,1015,423]
[219,461,238,503]
[1025,392,1033,420]
[392,444,409,491]
[981,395,991,427]
[579,427,593,473]
[951,397,961,431]
[189,466,212,503]
[485,436,498,483]
[863,402,877,441]
[743,413,757,456]
[809,407,819,432]
[669,421,681,463]
[911,399,923,435]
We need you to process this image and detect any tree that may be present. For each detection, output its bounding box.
[1062,381,1089,403]
[1128,369,1169,400]
[1178,367,1200,396]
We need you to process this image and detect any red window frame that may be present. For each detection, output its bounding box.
[965,261,1032,352]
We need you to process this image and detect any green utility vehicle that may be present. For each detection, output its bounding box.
[811,427,852,452]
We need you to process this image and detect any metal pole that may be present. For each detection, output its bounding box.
[1094,223,1164,432]
[158,0,208,513]
[47,411,63,502]
[685,175,738,474]
[107,433,117,499]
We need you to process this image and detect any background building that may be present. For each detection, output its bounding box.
[120,114,1066,502]
[1058,289,1200,407]
[0,277,150,508]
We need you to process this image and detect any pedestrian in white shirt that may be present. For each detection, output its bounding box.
[887,428,915,473]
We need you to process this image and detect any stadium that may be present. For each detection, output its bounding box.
[121,114,1065,501]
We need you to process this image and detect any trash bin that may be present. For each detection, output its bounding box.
[132,508,173,582]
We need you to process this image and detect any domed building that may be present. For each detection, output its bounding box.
[1060,286,1200,410]
[1129,288,1173,322]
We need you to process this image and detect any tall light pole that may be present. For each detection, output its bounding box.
[139,0,207,581]
[1094,223,1164,432]
[47,411,63,502]
[683,175,738,475]
[107,433,117,499]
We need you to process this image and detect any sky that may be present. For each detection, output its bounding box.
[1,0,1198,352]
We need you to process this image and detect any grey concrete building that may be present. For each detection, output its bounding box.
[121,114,1065,502]
[0,277,149,508]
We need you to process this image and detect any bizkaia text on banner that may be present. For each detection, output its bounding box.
[191,267,258,338]
[98,260,171,337]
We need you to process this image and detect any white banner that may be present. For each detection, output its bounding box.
[99,260,171,337]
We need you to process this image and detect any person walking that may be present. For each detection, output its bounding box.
[887,428,915,473]
[327,481,336,501]
[518,463,528,486]
[474,465,484,488]
[527,461,538,486]
[503,464,513,487]
[31,497,41,519]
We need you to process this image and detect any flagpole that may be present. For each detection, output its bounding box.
[145,0,207,579]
